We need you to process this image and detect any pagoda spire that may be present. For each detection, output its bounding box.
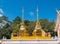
[36,6,38,22]
[34,6,41,30]
[22,7,24,25]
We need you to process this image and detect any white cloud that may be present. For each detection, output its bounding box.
[0,8,4,14]
[0,8,3,17]
[29,11,34,16]
[0,14,3,17]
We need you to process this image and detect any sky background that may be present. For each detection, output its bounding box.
[0,0,60,21]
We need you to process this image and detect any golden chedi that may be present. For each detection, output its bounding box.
[11,8,29,40]
[33,6,51,40]
[11,7,51,40]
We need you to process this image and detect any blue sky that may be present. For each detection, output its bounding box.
[0,0,60,21]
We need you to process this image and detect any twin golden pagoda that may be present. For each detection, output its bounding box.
[11,7,51,40]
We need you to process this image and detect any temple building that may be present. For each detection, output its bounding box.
[11,7,51,40]
[54,9,60,38]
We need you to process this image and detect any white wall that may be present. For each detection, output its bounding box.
[0,39,59,44]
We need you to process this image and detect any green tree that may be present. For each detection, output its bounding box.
[0,16,8,23]
[1,23,13,39]
[40,19,49,32]
[12,16,21,33]
[0,29,2,39]
[13,16,21,24]
[24,20,30,26]
[26,21,35,36]
[40,19,56,37]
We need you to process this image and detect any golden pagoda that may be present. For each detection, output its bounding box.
[33,6,51,40]
[11,8,29,40]
[11,7,51,40]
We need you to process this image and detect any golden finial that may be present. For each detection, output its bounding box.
[36,6,38,21]
[22,7,24,24]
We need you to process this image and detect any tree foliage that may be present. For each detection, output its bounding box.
[0,23,13,39]
[13,16,21,24]
[12,16,21,33]
[0,16,57,39]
